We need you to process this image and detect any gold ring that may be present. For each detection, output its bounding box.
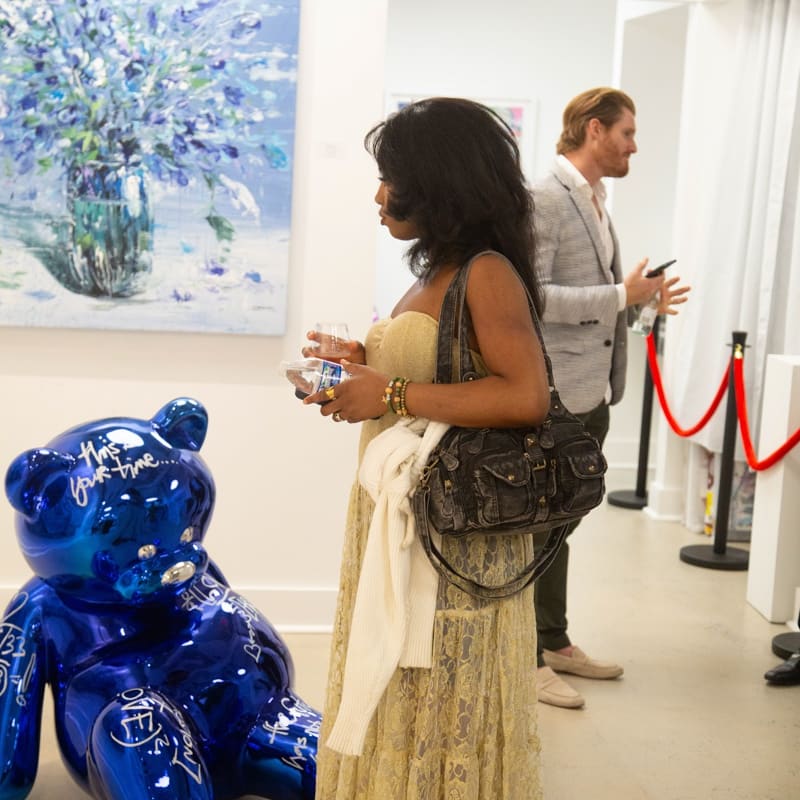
[332,411,342,422]
[325,387,336,400]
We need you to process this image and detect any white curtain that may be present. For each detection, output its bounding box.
[665,0,800,457]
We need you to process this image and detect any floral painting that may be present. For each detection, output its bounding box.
[0,0,300,335]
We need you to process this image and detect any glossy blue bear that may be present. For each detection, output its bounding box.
[0,398,319,800]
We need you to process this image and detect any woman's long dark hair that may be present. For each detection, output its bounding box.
[365,97,542,314]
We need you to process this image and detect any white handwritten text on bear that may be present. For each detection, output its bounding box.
[70,439,160,507]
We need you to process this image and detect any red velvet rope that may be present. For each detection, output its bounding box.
[733,347,800,471]
[646,333,729,437]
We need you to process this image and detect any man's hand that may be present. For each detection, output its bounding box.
[657,275,691,315]
[623,258,665,306]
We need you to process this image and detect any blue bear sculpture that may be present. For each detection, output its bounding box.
[0,398,319,800]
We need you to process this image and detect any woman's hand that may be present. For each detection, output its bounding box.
[303,361,389,423]
[301,331,366,364]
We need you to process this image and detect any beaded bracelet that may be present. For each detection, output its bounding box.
[381,376,413,417]
[381,377,402,414]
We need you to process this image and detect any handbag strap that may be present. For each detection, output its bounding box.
[435,251,557,389]
[413,482,571,600]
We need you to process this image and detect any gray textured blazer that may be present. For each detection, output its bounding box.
[532,169,631,415]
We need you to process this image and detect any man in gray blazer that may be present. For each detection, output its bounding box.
[532,87,689,709]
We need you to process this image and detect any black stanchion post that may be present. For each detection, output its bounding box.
[772,632,800,659]
[680,331,749,571]
[607,316,659,509]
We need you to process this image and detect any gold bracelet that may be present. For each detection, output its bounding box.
[382,379,395,413]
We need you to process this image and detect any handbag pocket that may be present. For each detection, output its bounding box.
[557,438,607,513]
[474,453,537,528]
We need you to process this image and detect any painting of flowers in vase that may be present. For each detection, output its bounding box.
[0,0,300,335]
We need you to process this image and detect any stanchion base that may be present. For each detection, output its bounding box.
[607,489,647,510]
[679,544,749,571]
[772,632,800,659]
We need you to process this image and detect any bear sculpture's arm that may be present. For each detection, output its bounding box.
[0,585,47,800]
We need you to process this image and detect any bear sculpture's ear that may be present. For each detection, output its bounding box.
[5,448,75,518]
[152,398,208,452]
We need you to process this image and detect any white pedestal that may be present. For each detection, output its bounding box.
[746,355,800,623]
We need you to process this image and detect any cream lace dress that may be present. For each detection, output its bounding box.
[315,311,542,800]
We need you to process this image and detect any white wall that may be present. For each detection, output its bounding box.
[0,0,389,630]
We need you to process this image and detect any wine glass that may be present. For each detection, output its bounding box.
[312,322,350,360]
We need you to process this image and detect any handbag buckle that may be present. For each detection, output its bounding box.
[419,462,435,487]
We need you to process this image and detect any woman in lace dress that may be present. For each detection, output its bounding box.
[303,97,549,800]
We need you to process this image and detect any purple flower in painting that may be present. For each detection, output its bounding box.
[223,86,245,106]
[204,258,226,276]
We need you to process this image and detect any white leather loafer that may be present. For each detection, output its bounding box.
[537,666,585,708]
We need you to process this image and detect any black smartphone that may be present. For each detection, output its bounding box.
[646,258,676,277]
